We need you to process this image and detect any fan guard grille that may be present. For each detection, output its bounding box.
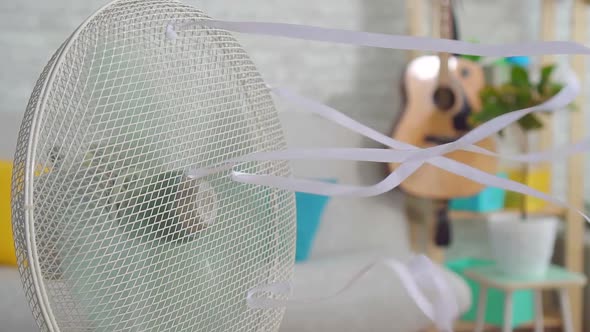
[11,1,296,331]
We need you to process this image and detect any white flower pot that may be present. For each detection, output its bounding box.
[487,214,559,278]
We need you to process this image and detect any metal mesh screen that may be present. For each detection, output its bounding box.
[11,0,297,331]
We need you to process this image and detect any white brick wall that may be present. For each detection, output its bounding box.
[0,0,588,240]
[2,0,550,128]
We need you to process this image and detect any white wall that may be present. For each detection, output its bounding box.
[0,0,588,257]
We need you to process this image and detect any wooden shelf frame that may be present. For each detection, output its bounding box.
[449,205,566,221]
[455,310,563,332]
[404,1,588,331]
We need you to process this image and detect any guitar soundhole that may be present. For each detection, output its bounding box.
[433,87,456,111]
[461,68,470,78]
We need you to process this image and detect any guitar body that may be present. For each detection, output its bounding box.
[389,55,498,199]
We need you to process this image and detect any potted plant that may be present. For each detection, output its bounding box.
[469,61,570,277]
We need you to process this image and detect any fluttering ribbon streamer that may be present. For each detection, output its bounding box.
[169,19,590,222]
[170,19,590,56]
[186,82,590,222]
[246,254,458,332]
[166,18,590,330]
[244,86,589,216]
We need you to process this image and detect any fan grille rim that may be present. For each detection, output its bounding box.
[11,0,296,331]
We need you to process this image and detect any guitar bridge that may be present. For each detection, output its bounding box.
[424,135,458,145]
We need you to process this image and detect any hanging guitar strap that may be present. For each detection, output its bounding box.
[434,200,452,247]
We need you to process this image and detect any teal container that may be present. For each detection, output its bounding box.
[449,172,507,212]
[446,258,534,328]
[294,178,336,262]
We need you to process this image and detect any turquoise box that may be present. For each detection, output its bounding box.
[446,258,534,328]
[449,172,507,212]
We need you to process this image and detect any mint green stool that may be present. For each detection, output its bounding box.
[446,258,534,327]
[465,264,587,332]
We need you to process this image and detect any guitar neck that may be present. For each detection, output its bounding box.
[437,0,453,85]
[438,52,451,84]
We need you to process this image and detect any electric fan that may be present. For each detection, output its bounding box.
[12,0,295,331]
[12,0,461,331]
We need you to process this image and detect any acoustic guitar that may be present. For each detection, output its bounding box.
[389,0,497,246]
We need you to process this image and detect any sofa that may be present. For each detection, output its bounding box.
[0,111,472,331]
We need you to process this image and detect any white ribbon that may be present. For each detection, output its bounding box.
[169,19,590,56]
[165,18,590,330]
[246,255,457,332]
[172,19,590,222]
[186,84,590,222]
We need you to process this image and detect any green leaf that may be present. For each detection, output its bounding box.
[514,87,532,109]
[517,114,543,132]
[461,54,481,62]
[510,65,531,88]
[470,102,507,126]
[537,64,556,94]
[547,83,563,97]
[479,87,500,105]
[473,62,574,134]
